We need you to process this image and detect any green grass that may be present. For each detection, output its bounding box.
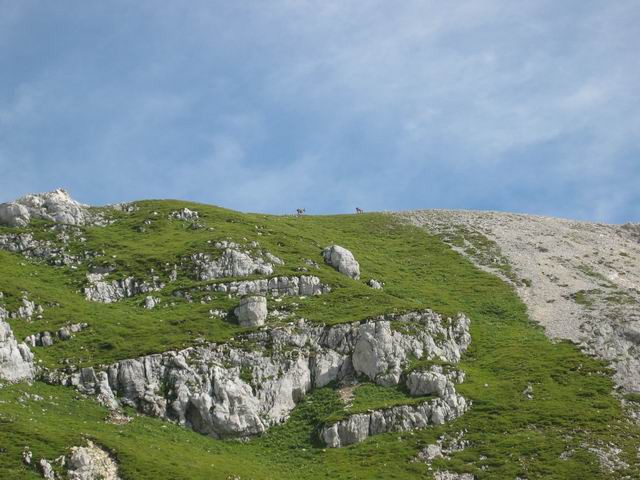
[323,382,426,425]
[1,200,639,479]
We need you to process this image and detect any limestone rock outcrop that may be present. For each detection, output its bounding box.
[234,296,268,327]
[0,305,35,382]
[191,242,281,281]
[25,323,88,348]
[322,245,360,279]
[406,366,464,397]
[320,392,468,448]
[0,232,82,266]
[0,202,30,227]
[68,441,120,480]
[56,310,470,442]
[84,273,164,303]
[196,275,330,297]
[143,296,160,309]
[169,208,199,221]
[0,189,92,227]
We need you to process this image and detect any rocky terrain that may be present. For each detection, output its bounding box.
[399,210,640,393]
[0,190,638,479]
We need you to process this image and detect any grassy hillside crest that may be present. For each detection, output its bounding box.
[1,200,638,479]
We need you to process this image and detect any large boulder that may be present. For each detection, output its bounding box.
[0,203,30,227]
[68,441,120,480]
[322,245,360,279]
[406,369,451,397]
[234,296,268,327]
[0,188,91,227]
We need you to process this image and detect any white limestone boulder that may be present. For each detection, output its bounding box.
[234,296,268,327]
[68,441,120,480]
[322,245,360,279]
[0,203,30,227]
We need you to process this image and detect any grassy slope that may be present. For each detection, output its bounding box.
[0,201,638,479]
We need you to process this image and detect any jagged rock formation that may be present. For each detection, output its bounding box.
[8,293,43,320]
[55,311,470,441]
[195,275,330,297]
[39,458,55,479]
[400,210,640,392]
[84,273,164,303]
[0,305,35,382]
[191,242,282,281]
[234,296,268,326]
[322,245,360,279]
[143,296,160,309]
[169,208,199,221]
[0,189,93,227]
[320,394,468,448]
[406,365,464,397]
[68,441,120,480]
[321,361,468,448]
[0,232,82,266]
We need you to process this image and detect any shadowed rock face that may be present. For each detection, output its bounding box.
[400,209,640,392]
[0,189,93,226]
[57,311,470,442]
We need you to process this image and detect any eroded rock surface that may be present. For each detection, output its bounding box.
[84,273,164,303]
[320,393,468,448]
[322,245,360,279]
[169,208,199,221]
[234,296,268,327]
[191,242,281,281]
[0,189,93,227]
[196,275,330,297]
[0,232,82,266]
[0,305,35,382]
[68,441,120,480]
[55,311,470,441]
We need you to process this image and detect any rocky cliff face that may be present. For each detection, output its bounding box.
[52,311,470,443]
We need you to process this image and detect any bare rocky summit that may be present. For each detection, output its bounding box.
[0,188,93,227]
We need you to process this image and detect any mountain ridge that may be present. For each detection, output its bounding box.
[0,189,638,479]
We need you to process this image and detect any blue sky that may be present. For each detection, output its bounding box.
[1,1,639,222]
